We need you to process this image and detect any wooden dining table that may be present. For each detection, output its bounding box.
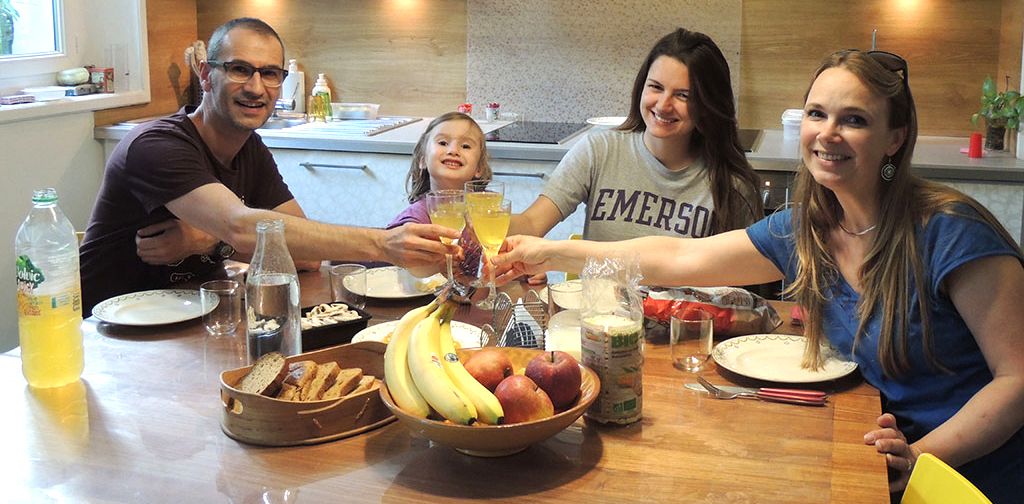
[2,266,889,503]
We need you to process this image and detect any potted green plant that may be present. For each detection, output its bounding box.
[971,75,1024,151]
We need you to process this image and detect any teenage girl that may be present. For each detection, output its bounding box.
[388,112,493,281]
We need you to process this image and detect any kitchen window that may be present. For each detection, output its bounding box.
[1,0,60,57]
[0,0,149,125]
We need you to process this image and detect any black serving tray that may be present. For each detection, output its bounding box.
[300,303,372,352]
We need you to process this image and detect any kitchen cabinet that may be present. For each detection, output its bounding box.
[939,180,1023,241]
[269,149,587,238]
[269,148,411,228]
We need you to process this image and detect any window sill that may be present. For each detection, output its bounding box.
[0,89,150,125]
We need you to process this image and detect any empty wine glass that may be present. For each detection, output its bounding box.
[425,190,466,287]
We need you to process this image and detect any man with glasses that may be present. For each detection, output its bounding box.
[80,18,458,314]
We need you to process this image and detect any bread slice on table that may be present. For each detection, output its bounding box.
[323,368,364,399]
[300,362,342,401]
[236,352,287,396]
[345,375,377,397]
[284,360,318,389]
[277,382,299,401]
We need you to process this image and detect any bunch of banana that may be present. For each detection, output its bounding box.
[437,312,504,425]
[383,300,504,425]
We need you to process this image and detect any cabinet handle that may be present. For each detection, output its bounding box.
[299,162,368,171]
[493,171,548,181]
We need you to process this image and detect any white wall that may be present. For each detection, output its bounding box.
[0,112,105,352]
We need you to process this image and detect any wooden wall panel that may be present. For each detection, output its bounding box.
[997,0,1023,97]
[98,1,1023,137]
[740,0,1003,136]
[196,0,466,117]
[94,0,198,126]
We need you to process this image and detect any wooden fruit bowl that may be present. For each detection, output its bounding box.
[379,346,600,457]
[219,341,395,446]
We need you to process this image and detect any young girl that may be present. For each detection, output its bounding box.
[387,112,492,281]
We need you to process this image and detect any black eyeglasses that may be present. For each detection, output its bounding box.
[206,60,288,88]
[840,49,908,86]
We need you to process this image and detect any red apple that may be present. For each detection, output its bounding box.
[464,348,514,391]
[525,351,582,409]
[493,375,554,424]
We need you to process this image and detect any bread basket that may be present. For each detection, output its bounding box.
[219,341,395,446]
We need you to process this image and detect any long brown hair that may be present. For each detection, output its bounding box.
[618,28,762,232]
[785,50,1021,377]
[405,112,492,203]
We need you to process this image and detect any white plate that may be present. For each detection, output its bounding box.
[344,266,439,300]
[711,334,858,383]
[351,320,484,348]
[586,116,626,128]
[92,289,210,326]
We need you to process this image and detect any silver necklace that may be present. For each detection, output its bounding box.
[837,221,878,236]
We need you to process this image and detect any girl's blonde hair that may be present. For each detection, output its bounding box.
[785,50,1021,378]
[405,112,492,203]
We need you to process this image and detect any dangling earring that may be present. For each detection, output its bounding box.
[880,156,896,182]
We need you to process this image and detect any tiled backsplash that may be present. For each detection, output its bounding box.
[466,0,741,123]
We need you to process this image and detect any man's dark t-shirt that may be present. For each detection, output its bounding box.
[80,106,293,314]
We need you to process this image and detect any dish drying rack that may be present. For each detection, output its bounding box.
[480,291,548,348]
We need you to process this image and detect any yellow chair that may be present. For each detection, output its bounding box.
[901,453,991,504]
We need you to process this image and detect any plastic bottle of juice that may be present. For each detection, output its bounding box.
[15,188,84,388]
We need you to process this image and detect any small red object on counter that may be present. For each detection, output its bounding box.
[969,133,983,158]
[458,102,473,114]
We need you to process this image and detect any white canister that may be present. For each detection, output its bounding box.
[781,109,803,140]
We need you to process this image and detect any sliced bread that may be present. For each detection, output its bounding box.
[284,360,318,389]
[277,382,299,401]
[345,375,377,397]
[323,368,364,399]
[300,361,341,401]
[236,352,287,396]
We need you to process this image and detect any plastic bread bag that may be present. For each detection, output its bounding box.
[579,255,645,424]
[580,255,645,325]
[642,286,782,338]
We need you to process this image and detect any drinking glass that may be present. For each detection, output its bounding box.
[467,197,511,310]
[545,280,583,360]
[329,263,367,309]
[464,180,507,309]
[670,308,714,372]
[200,280,241,336]
[425,190,466,287]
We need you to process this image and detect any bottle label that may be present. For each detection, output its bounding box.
[16,254,81,317]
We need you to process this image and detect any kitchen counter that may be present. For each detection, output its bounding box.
[95,120,1024,181]
[94,120,1024,242]
[750,130,1024,183]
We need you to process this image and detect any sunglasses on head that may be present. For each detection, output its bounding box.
[839,49,908,85]
[206,60,288,88]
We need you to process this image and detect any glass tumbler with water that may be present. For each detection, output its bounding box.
[245,219,301,363]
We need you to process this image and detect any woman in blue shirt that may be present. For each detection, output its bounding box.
[495,50,1024,502]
